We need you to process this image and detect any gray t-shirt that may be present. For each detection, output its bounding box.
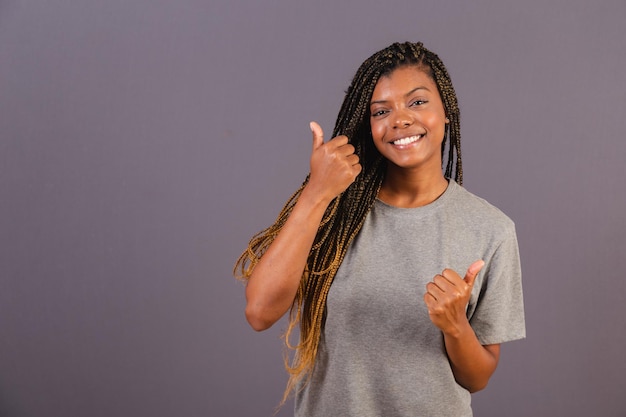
[295,180,525,417]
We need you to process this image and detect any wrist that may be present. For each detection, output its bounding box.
[442,318,473,340]
[300,183,335,209]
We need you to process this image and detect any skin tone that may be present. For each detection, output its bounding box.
[245,64,499,393]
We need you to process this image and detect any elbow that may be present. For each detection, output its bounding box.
[466,380,489,393]
[245,304,275,332]
[245,283,290,331]
[454,373,491,393]
[460,372,494,393]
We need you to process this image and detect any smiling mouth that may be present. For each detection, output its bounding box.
[392,135,423,145]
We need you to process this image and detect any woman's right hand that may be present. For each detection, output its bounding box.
[245,122,361,331]
[307,121,362,202]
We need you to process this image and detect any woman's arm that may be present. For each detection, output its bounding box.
[245,122,361,331]
[442,327,500,392]
[245,186,331,331]
[424,260,500,392]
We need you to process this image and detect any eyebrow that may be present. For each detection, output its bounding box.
[370,86,431,106]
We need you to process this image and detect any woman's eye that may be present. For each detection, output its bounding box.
[371,109,387,117]
[411,100,427,106]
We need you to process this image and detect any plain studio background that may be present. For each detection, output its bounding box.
[1,0,625,416]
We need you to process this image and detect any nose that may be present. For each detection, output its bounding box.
[392,108,414,129]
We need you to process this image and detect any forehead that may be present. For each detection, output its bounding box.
[371,65,437,99]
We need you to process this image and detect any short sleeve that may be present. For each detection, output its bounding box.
[469,224,526,345]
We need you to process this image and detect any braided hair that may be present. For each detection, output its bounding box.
[234,41,462,403]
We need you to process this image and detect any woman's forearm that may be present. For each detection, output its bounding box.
[244,186,332,331]
[443,321,500,392]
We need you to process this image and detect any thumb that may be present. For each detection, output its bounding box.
[464,259,485,287]
[310,121,324,150]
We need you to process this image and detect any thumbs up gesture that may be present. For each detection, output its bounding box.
[307,121,362,202]
[424,260,485,335]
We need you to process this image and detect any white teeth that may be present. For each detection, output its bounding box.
[393,135,422,145]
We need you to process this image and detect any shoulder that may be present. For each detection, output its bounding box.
[446,181,516,238]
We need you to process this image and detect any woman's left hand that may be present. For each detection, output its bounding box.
[424,260,484,336]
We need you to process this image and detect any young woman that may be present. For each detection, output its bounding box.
[235,41,525,417]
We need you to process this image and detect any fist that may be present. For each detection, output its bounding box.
[307,121,362,201]
[423,260,484,335]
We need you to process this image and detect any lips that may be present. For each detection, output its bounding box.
[391,134,423,145]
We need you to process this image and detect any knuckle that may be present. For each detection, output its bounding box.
[432,305,444,315]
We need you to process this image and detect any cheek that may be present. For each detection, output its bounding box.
[425,113,447,136]
[370,119,385,141]
[425,111,445,125]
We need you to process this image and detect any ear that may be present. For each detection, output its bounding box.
[445,117,450,124]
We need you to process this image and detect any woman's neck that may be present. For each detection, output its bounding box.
[378,168,449,208]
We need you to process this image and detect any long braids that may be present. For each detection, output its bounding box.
[234,41,462,403]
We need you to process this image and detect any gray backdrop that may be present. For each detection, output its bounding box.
[1,0,625,416]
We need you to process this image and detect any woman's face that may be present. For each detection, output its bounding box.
[369,65,447,174]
